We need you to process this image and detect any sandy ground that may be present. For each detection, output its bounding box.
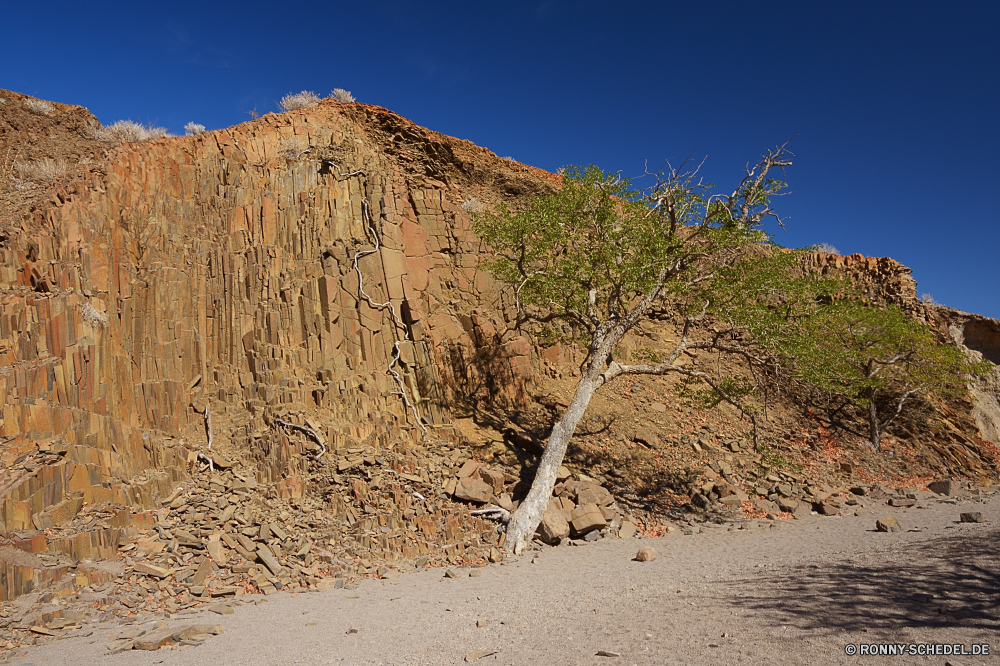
[12,493,999,666]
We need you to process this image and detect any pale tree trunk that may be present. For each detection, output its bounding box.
[504,363,603,553]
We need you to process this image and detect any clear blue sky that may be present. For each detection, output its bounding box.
[4,1,998,318]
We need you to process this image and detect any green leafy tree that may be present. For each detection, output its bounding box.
[782,301,989,450]
[474,147,806,552]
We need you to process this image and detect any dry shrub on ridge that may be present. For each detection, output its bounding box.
[88,120,172,143]
[279,91,320,111]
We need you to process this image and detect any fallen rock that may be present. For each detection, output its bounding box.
[537,504,570,545]
[818,501,841,516]
[133,563,171,579]
[633,429,659,448]
[888,498,915,508]
[876,516,902,533]
[635,546,657,562]
[776,498,799,514]
[618,520,637,539]
[133,627,177,651]
[928,479,956,496]
[960,512,984,523]
[172,624,224,641]
[569,503,607,536]
[454,476,492,503]
[466,649,497,662]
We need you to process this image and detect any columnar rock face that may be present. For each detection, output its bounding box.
[0,99,556,590]
[1,92,998,611]
[801,252,918,307]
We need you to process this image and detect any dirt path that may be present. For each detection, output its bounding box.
[13,493,998,666]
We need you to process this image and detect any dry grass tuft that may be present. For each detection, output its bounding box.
[184,122,206,135]
[278,137,310,161]
[331,88,355,103]
[24,99,54,115]
[14,158,67,183]
[280,91,320,112]
[81,302,108,328]
[88,120,172,143]
[461,198,486,213]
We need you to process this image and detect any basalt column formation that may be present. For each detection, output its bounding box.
[0,100,551,599]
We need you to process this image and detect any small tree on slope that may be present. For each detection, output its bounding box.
[782,300,990,450]
[475,146,810,553]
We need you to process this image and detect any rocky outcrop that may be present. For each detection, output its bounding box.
[0,89,997,617]
[933,307,1000,445]
[0,97,556,601]
[802,252,919,308]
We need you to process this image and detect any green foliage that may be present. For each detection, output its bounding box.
[473,163,787,332]
[676,374,757,410]
[780,300,990,442]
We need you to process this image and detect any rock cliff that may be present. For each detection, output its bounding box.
[0,89,997,610]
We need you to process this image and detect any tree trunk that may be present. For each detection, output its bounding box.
[867,390,881,451]
[504,365,602,553]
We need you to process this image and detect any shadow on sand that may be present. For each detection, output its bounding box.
[725,527,1000,632]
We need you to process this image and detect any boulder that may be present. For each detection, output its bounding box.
[876,516,902,533]
[575,483,614,507]
[753,499,778,513]
[454,476,492,504]
[776,498,799,514]
[570,503,607,536]
[635,546,657,562]
[633,429,659,448]
[818,500,841,516]
[537,503,570,544]
[927,479,956,496]
[960,512,984,523]
[476,467,505,494]
[618,520,637,539]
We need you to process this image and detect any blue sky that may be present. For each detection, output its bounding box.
[4,1,998,318]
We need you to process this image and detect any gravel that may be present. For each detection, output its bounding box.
[14,493,997,666]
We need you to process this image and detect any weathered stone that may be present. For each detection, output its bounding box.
[633,429,659,448]
[576,483,614,507]
[754,499,778,513]
[256,548,285,577]
[476,467,505,494]
[635,546,656,562]
[776,498,799,514]
[818,501,841,516]
[618,520,637,539]
[454,476,492,504]
[889,498,915,508]
[133,563,171,579]
[570,503,607,536]
[537,503,570,545]
[133,627,176,650]
[172,624,224,641]
[876,516,902,532]
[206,539,228,566]
[465,649,497,662]
[960,512,984,523]
[191,557,214,585]
[927,479,956,496]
